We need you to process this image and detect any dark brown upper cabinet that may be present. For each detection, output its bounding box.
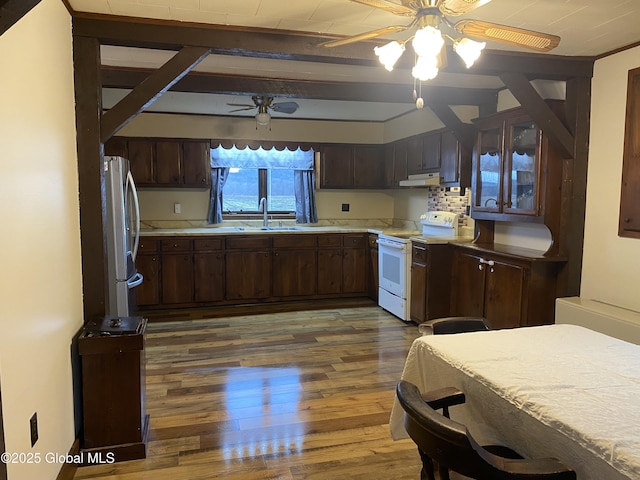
[104,137,211,188]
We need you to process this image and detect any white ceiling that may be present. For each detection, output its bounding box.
[68,0,640,122]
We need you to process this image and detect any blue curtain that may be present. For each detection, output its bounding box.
[208,146,317,224]
[206,167,230,224]
[294,170,317,223]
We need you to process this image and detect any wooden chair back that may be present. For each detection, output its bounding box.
[396,380,576,480]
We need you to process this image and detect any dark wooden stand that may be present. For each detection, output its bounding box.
[78,317,148,463]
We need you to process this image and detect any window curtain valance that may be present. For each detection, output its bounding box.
[210,145,314,170]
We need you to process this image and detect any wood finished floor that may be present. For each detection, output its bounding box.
[73,307,424,479]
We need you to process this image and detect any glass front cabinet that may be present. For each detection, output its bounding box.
[471,107,562,223]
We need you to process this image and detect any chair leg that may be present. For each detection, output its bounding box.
[418,448,436,480]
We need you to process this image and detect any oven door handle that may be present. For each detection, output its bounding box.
[377,238,406,249]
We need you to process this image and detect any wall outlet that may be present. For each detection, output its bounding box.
[341,203,350,212]
[30,412,38,447]
[173,202,181,214]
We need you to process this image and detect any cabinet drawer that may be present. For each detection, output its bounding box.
[343,234,366,248]
[138,238,159,253]
[412,245,428,262]
[272,234,316,248]
[225,236,270,250]
[161,238,192,252]
[318,234,343,247]
[194,237,223,251]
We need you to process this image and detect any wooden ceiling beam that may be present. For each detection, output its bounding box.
[101,66,499,106]
[427,103,476,152]
[72,15,594,80]
[100,46,210,142]
[499,72,575,158]
[0,0,41,36]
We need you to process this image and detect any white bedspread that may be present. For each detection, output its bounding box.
[389,324,640,480]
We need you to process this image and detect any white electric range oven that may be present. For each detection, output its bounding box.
[377,211,460,322]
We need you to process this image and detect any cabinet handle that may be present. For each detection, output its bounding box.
[478,264,484,271]
[479,258,495,267]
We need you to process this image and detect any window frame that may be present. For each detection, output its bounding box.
[222,168,296,220]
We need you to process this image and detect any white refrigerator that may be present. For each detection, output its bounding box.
[105,156,144,317]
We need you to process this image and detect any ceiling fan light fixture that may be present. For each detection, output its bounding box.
[412,55,439,81]
[374,41,405,71]
[255,111,271,126]
[453,37,486,68]
[412,25,444,57]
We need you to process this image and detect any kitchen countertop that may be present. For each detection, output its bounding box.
[139,226,420,236]
[140,225,476,246]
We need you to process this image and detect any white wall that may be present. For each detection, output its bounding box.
[581,46,640,312]
[0,1,83,479]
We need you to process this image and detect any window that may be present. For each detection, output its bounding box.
[223,167,296,214]
[207,145,317,225]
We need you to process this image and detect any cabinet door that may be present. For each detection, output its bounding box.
[440,131,460,184]
[353,145,384,188]
[406,135,424,175]
[504,119,539,214]
[473,125,503,212]
[367,234,379,300]
[161,253,194,304]
[343,247,366,294]
[272,249,317,297]
[320,145,353,188]
[392,141,408,187]
[450,250,485,317]
[135,254,160,306]
[484,260,526,329]
[410,245,428,323]
[127,140,154,185]
[194,252,225,302]
[225,251,271,300]
[155,141,182,185]
[182,141,211,187]
[422,132,441,172]
[104,137,128,157]
[317,249,342,294]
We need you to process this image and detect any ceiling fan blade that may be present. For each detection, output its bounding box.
[228,106,256,113]
[349,0,416,16]
[271,101,299,114]
[320,24,411,48]
[227,102,254,107]
[455,20,560,52]
[439,0,492,16]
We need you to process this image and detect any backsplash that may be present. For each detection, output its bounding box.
[427,187,471,226]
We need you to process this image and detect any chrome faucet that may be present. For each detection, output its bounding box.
[259,197,268,227]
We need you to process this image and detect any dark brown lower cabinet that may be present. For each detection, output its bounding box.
[135,252,160,306]
[161,253,194,304]
[367,234,379,301]
[409,243,452,324]
[317,234,367,296]
[450,245,565,329]
[194,252,225,302]
[79,318,147,462]
[272,235,317,297]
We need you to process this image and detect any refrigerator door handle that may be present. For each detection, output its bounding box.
[127,170,141,262]
[127,272,144,289]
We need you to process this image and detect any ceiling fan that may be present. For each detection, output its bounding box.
[321,0,560,53]
[227,96,300,127]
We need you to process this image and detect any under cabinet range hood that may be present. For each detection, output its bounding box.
[399,172,440,187]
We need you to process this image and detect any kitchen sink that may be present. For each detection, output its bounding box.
[233,226,302,231]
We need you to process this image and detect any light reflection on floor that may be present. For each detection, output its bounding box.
[222,366,306,461]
